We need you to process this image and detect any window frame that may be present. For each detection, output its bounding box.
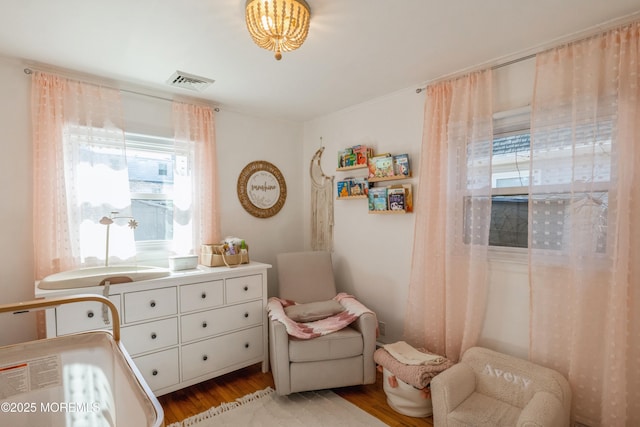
[124,131,189,265]
[486,107,611,259]
[488,107,532,258]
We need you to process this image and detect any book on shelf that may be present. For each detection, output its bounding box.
[393,154,410,177]
[352,145,373,166]
[338,148,356,168]
[336,180,351,198]
[368,154,394,179]
[387,187,406,211]
[338,145,374,168]
[400,184,414,212]
[368,187,388,211]
[350,177,369,196]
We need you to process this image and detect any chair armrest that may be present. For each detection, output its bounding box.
[269,318,292,395]
[431,363,475,426]
[349,312,377,384]
[517,391,566,427]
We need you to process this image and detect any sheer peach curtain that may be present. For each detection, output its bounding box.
[404,70,493,362]
[529,23,640,426]
[32,71,129,279]
[172,102,220,253]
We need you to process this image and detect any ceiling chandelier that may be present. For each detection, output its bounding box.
[245,0,311,60]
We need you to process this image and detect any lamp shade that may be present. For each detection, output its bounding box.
[245,0,311,60]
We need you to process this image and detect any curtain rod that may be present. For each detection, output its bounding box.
[415,53,537,94]
[23,67,220,112]
[416,12,640,94]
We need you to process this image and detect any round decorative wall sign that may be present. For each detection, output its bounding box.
[237,160,287,218]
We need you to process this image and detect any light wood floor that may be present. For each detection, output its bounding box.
[158,363,434,426]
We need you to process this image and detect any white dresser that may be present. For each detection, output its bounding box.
[34,262,271,396]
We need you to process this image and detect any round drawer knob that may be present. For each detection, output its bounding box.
[244,343,250,349]
[244,312,249,318]
[87,311,94,318]
[151,333,157,340]
[202,355,208,361]
[243,286,248,291]
[202,322,208,328]
[152,369,158,376]
[150,301,156,308]
[201,292,207,299]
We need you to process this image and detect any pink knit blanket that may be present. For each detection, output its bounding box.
[374,347,454,389]
[267,293,375,339]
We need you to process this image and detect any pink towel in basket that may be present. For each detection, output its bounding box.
[374,346,453,389]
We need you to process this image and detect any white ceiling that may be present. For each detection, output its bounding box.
[1,1,639,122]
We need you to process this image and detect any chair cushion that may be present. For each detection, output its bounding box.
[284,300,345,322]
[289,326,363,362]
[448,392,520,427]
[276,252,337,302]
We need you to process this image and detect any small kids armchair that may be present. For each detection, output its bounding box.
[430,346,571,427]
[268,251,377,396]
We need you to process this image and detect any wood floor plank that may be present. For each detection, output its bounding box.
[157,364,434,426]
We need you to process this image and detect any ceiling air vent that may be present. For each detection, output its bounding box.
[166,70,215,92]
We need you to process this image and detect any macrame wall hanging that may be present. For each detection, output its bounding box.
[310,141,334,251]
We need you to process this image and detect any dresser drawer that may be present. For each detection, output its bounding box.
[225,274,262,304]
[121,317,178,356]
[180,300,263,343]
[180,280,224,313]
[56,295,121,335]
[124,287,177,323]
[133,347,179,393]
[181,326,263,381]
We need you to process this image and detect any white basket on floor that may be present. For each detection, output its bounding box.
[382,367,433,417]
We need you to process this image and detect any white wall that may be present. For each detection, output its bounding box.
[215,110,304,296]
[0,56,304,345]
[0,57,37,346]
[302,59,537,357]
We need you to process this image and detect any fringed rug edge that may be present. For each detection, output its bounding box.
[166,387,275,427]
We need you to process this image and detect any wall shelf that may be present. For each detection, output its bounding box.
[335,146,413,213]
[368,209,407,214]
[336,164,367,172]
[337,195,368,200]
[368,174,412,183]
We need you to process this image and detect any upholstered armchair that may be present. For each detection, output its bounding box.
[431,346,572,427]
[268,251,377,396]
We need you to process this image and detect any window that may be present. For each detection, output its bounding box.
[463,108,532,249]
[464,107,610,253]
[125,132,178,243]
[65,126,193,265]
[488,129,532,249]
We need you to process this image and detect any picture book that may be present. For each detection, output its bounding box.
[338,148,356,168]
[368,187,388,211]
[336,180,351,198]
[374,155,394,178]
[387,187,406,211]
[401,184,413,212]
[368,154,394,179]
[350,177,369,196]
[352,145,371,166]
[393,154,410,177]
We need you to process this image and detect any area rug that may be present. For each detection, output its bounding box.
[167,387,387,427]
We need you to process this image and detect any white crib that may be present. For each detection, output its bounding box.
[0,295,164,427]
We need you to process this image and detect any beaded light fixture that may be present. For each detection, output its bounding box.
[245,0,311,60]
